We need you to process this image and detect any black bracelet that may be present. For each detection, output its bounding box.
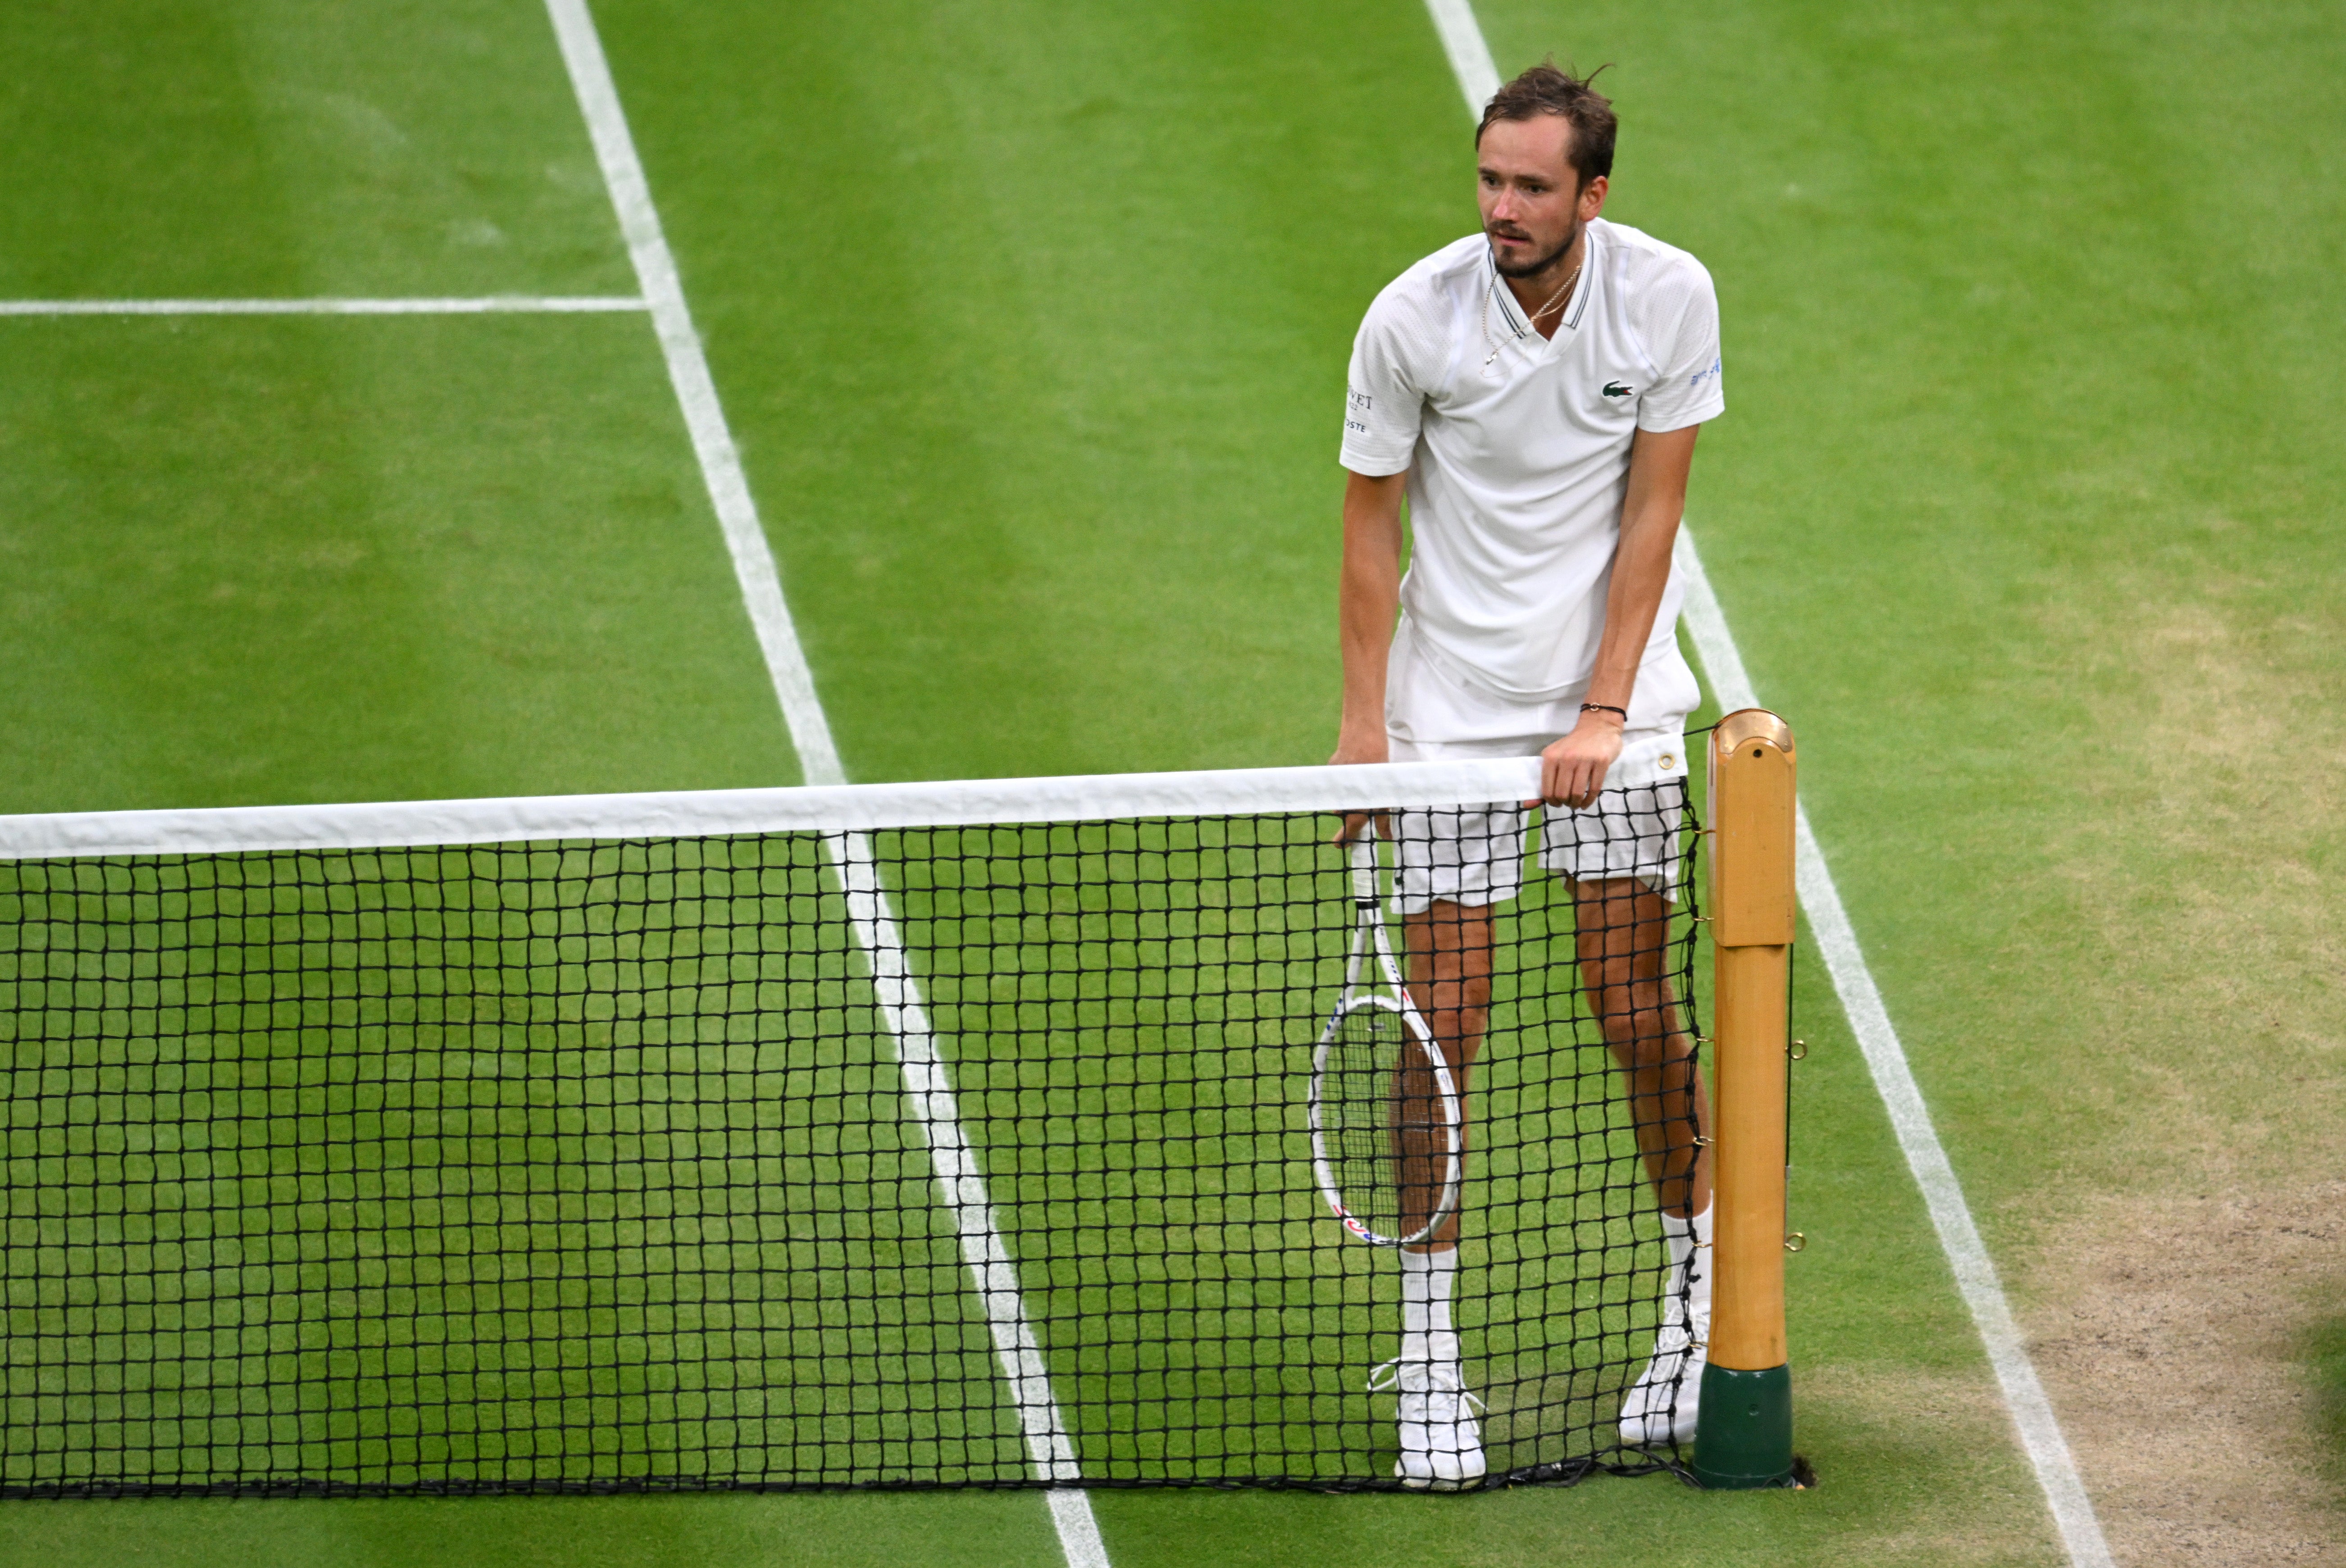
[1580,702,1627,721]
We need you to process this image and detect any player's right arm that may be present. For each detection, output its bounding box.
[1333,468,1408,769]
[1332,271,1431,777]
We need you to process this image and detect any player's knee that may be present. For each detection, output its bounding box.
[1603,1014,1689,1072]
[1589,982,1652,1028]
[1578,953,1646,999]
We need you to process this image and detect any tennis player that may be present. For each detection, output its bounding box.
[1333,63,1722,1487]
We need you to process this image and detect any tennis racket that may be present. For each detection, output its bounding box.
[1307,831,1463,1248]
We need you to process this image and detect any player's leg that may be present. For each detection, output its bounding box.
[1379,895,1491,1487]
[1379,803,1521,1488]
[1570,871,1715,1445]
[1394,896,1490,1247]
[1571,874,1712,1217]
[1536,752,1715,1446]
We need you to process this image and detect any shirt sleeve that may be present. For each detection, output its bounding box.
[1339,287,1429,476]
[1633,259,1725,433]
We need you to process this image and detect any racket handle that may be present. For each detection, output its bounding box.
[1349,832,1380,905]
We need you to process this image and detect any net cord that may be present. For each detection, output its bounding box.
[0,759,1549,860]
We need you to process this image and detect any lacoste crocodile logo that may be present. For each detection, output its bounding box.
[1602,382,1633,398]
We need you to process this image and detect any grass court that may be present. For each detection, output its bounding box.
[1,0,2340,1563]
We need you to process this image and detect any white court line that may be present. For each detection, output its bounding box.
[1417,4,2114,1560]
[543,0,841,789]
[1676,535,2115,1565]
[0,296,645,316]
[1422,0,1501,111]
[830,839,1088,1491]
[542,4,1109,1564]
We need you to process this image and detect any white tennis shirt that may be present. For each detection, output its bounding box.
[1341,218,1725,703]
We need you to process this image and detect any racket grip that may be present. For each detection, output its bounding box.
[1348,833,1380,904]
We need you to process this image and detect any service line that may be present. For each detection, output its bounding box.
[0,296,646,315]
[541,4,1109,1566]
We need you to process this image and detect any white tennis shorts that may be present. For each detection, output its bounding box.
[1384,618,1699,914]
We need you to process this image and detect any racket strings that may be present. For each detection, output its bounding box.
[1323,1004,1458,1240]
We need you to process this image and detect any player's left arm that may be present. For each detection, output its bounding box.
[1538,423,1701,809]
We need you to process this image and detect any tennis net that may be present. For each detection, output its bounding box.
[0,759,1704,1495]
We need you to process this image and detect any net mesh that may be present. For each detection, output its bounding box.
[0,778,1702,1495]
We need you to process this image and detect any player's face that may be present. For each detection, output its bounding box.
[1476,115,1607,278]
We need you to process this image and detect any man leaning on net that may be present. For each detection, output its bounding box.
[1330,62,1725,1489]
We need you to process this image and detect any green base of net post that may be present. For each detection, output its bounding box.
[1690,1363,1795,1489]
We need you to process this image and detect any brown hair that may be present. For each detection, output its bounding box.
[1476,62,1616,188]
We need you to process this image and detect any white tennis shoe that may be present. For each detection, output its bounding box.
[1371,1350,1487,1489]
[1618,1305,1708,1446]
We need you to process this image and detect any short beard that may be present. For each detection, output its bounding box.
[1489,219,1579,280]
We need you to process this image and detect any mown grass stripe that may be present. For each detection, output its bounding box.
[539,3,1109,1563]
[542,0,841,791]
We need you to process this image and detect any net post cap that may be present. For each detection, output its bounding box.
[1707,710,1797,947]
[1710,708,1795,762]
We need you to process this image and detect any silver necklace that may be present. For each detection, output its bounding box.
[1480,256,1583,371]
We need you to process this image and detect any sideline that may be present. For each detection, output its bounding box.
[541,4,1110,1564]
[1422,3,2114,1559]
[1676,535,2114,1568]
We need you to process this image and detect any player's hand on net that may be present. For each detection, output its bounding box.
[1536,711,1625,811]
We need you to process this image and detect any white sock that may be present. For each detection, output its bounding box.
[1401,1249,1460,1363]
[1659,1204,1715,1323]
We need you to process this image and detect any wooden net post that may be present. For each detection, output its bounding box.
[1691,709,1798,1488]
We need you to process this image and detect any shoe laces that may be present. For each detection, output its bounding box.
[1367,1359,1485,1413]
[1653,1307,1712,1358]
[1368,1358,1465,1394]
[1429,1385,1487,1418]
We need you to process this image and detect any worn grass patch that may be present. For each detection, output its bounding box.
[2027,1185,2346,1567]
